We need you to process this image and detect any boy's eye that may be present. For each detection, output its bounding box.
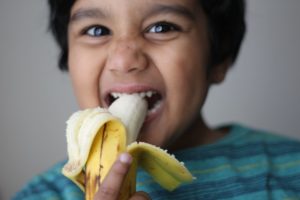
[147,22,180,33]
[84,25,110,37]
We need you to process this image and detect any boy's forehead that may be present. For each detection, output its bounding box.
[70,0,201,20]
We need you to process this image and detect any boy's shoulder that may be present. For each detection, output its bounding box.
[136,124,300,200]
[12,160,83,200]
[201,123,300,162]
[226,123,300,153]
[205,123,300,149]
[175,123,300,159]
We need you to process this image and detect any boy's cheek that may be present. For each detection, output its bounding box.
[68,63,101,109]
[70,76,101,109]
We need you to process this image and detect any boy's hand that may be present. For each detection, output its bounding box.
[94,153,151,200]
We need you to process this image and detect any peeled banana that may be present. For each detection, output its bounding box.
[62,94,194,200]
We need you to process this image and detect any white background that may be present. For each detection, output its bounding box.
[1,0,300,199]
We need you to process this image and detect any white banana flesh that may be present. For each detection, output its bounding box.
[108,94,147,145]
[62,94,194,199]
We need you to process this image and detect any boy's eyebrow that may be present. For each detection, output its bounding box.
[70,8,107,23]
[69,4,196,23]
[145,4,196,21]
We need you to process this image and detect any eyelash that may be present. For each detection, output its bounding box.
[81,21,181,37]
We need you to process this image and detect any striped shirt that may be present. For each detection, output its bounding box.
[13,124,300,200]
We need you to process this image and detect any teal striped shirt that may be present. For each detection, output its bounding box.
[13,124,300,199]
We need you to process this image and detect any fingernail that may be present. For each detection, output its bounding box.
[119,153,132,164]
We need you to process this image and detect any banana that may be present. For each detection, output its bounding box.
[62,94,194,200]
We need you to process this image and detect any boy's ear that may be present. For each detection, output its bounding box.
[208,59,231,84]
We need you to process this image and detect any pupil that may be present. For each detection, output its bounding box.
[156,25,163,32]
[95,28,102,36]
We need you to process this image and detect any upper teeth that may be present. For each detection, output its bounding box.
[111,91,156,99]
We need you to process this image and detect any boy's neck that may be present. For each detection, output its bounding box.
[168,115,229,152]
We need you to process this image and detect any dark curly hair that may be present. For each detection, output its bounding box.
[48,0,246,71]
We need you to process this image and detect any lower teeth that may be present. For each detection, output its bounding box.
[148,100,161,114]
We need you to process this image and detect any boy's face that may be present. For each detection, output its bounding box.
[68,0,212,147]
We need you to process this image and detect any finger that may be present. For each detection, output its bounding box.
[130,191,151,200]
[94,152,132,200]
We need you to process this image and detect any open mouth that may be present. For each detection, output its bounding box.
[107,91,162,113]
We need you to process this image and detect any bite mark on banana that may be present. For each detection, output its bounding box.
[62,94,194,200]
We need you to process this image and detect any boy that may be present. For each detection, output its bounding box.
[14,0,300,199]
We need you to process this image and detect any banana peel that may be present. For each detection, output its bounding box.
[62,94,194,200]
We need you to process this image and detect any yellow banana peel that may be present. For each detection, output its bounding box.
[62,94,194,200]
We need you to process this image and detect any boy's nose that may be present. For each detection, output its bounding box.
[106,39,148,74]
